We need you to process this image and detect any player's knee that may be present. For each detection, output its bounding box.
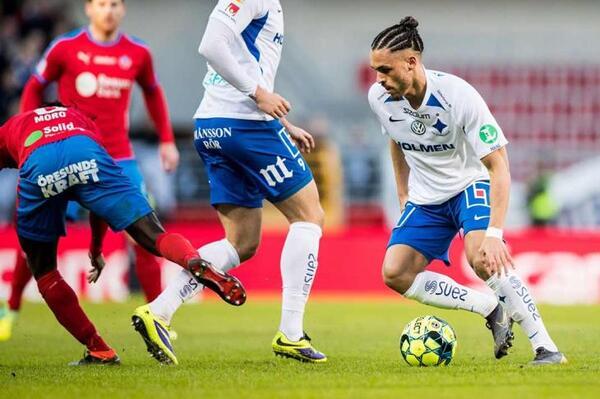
[382,263,415,294]
[308,204,325,228]
[287,202,324,227]
[471,256,491,280]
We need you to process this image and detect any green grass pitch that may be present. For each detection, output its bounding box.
[1,297,598,399]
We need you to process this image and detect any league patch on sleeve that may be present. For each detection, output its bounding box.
[223,2,241,18]
[479,124,499,144]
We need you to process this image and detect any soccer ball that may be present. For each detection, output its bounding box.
[399,315,457,367]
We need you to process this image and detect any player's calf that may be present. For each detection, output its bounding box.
[124,213,247,306]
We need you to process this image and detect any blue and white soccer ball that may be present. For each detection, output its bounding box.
[400,315,457,367]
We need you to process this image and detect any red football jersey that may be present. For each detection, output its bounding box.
[0,106,100,167]
[32,28,163,159]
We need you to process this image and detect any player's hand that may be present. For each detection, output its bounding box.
[159,142,180,173]
[479,237,515,277]
[253,86,291,119]
[284,123,315,153]
[87,252,106,284]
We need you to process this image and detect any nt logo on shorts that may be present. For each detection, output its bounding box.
[259,156,293,187]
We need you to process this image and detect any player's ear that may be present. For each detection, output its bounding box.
[407,54,419,71]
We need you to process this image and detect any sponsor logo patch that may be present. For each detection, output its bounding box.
[75,72,132,99]
[479,124,499,144]
[77,51,91,65]
[259,156,294,187]
[427,281,468,301]
[224,2,240,17]
[410,120,426,135]
[37,159,100,198]
[24,130,43,147]
[424,280,438,294]
[118,55,132,70]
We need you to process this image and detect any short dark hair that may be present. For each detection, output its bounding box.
[371,16,424,53]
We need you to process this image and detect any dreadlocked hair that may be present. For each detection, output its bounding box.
[371,16,424,53]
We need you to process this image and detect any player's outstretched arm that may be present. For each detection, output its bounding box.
[20,77,47,112]
[88,212,109,283]
[389,139,410,209]
[140,87,179,172]
[137,51,179,172]
[198,9,290,118]
[479,147,514,276]
[21,38,64,112]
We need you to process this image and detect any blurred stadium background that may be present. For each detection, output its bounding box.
[1,0,599,305]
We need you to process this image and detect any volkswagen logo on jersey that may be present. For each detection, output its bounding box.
[410,120,426,135]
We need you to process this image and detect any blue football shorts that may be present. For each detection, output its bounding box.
[388,180,491,264]
[64,157,149,221]
[194,118,314,208]
[17,135,153,242]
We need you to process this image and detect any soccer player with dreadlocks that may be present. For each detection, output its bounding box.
[368,16,565,365]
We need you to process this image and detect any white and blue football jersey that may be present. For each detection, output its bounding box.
[195,0,284,121]
[368,68,508,205]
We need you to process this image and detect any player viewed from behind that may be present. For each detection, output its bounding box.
[0,105,245,365]
[0,0,179,342]
[132,0,327,365]
[368,17,566,365]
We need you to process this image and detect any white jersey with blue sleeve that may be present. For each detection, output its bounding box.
[194,0,284,121]
[368,68,508,205]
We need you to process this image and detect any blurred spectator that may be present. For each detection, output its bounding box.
[526,171,559,227]
[0,0,74,222]
[131,132,178,219]
[0,0,73,124]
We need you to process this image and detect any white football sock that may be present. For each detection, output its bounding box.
[486,273,558,352]
[404,271,498,318]
[279,222,322,341]
[149,238,240,324]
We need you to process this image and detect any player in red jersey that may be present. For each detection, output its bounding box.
[0,105,245,364]
[0,0,178,341]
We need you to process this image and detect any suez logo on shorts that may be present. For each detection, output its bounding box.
[508,275,541,321]
[193,127,233,150]
[36,159,100,198]
[424,280,468,301]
